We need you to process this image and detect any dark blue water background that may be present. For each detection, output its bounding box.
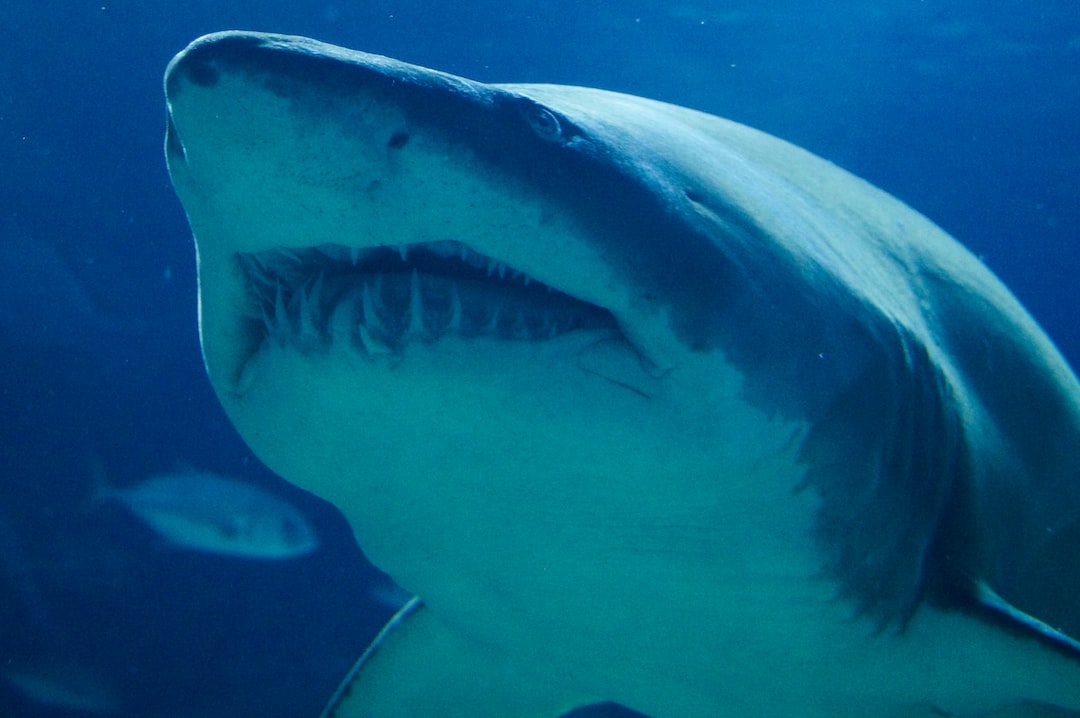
[1,2,1077,716]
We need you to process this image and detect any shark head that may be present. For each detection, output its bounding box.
[165,32,1080,717]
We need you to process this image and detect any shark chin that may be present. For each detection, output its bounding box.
[165,31,1080,718]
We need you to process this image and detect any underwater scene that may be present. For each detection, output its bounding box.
[2,1,1079,716]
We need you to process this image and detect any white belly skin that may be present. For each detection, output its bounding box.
[219,336,1080,718]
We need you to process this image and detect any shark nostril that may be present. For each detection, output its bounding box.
[387,130,410,150]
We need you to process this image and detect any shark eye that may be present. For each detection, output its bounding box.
[524,105,564,142]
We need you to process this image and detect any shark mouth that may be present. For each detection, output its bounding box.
[237,240,619,356]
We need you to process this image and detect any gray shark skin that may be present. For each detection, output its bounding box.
[163,32,1080,717]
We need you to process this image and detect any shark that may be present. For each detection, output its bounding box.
[163,31,1080,717]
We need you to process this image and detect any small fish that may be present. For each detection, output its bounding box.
[3,659,121,715]
[96,466,319,560]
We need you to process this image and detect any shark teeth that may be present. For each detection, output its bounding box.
[407,270,425,337]
[239,240,617,356]
[312,240,523,286]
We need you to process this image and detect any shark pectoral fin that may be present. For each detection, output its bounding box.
[327,600,599,718]
[973,582,1080,659]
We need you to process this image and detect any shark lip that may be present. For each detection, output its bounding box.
[236,239,621,356]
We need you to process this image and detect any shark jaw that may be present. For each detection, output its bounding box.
[229,239,637,392]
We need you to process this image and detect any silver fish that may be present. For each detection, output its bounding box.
[101,469,318,560]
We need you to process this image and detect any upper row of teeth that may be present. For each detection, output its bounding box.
[269,240,532,285]
[262,269,563,355]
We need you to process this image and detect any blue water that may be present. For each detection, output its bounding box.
[1,2,1077,716]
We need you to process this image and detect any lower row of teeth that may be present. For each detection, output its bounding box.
[259,270,585,354]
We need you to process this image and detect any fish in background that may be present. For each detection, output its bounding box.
[2,658,122,716]
[94,464,319,560]
[0,500,125,715]
[0,225,131,352]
